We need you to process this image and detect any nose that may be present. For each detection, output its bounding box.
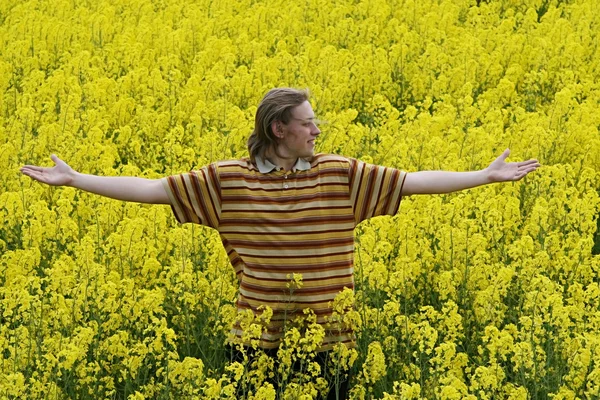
[312,122,321,136]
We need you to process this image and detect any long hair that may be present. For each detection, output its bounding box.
[247,87,310,163]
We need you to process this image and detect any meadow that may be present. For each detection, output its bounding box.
[1,0,600,398]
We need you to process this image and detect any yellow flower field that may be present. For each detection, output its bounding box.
[1,0,599,398]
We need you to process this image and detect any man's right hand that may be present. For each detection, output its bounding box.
[20,154,76,187]
[20,154,170,205]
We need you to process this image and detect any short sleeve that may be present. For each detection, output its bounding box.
[347,157,407,225]
[160,163,221,229]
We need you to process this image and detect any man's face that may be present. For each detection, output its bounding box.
[277,101,321,159]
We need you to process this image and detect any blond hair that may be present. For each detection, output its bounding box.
[247,87,310,163]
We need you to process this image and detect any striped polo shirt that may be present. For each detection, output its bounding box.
[161,153,407,351]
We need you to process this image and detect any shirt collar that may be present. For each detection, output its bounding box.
[255,156,311,173]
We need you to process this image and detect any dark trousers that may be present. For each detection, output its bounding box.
[226,345,350,400]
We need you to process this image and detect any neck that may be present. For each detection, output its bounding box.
[264,149,297,172]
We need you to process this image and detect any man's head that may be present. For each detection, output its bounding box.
[248,87,320,164]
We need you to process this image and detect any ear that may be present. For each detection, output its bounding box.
[271,120,283,138]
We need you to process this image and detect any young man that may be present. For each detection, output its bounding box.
[20,87,540,399]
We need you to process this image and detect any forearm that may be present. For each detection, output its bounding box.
[68,172,165,204]
[403,169,492,195]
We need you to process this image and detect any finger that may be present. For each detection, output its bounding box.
[20,168,36,178]
[516,165,539,173]
[514,170,528,180]
[515,167,538,180]
[518,159,537,165]
[23,171,48,183]
[515,168,535,179]
[20,165,46,172]
[20,166,46,173]
[518,160,540,167]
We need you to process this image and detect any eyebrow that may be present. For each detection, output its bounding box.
[292,117,325,124]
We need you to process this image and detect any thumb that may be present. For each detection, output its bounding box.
[50,154,73,171]
[50,154,61,165]
[498,148,510,161]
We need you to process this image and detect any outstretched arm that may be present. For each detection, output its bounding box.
[20,154,170,204]
[401,149,540,196]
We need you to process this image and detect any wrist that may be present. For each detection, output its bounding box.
[67,170,81,188]
[482,167,497,184]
